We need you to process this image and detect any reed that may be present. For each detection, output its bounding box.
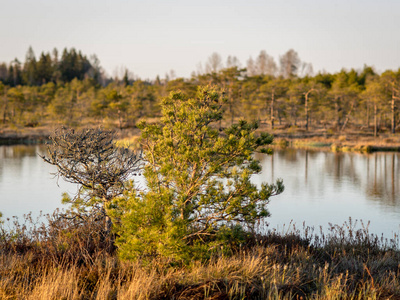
[1,213,399,299]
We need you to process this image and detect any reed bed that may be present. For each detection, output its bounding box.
[1,213,399,299]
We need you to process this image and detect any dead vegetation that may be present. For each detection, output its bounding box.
[1,213,399,299]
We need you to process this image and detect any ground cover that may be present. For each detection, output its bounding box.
[1,213,399,299]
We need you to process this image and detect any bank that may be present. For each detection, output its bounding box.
[269,127,400,153]
[3,124,400,153]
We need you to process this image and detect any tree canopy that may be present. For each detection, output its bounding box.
[1,47,400,135]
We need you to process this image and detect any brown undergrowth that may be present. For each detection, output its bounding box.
[1,213,399,299]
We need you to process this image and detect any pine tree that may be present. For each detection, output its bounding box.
[111,86,284,262]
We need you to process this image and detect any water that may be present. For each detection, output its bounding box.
[0,145,77,220]
[1,145,399,238]
[253,149,400,238]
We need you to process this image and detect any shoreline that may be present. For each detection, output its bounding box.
[0,126,141,146]
[3,125,400,153]
[272,135,400,153]
[0,133,50,145]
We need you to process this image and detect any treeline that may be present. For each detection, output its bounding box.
[1,47,400,135]
[0,47,105,87]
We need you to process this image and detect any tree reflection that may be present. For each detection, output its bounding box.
[320,151,400,207]
[0,145,40,159]
[259,149,400,212]
[0,145,45,181]
[366,153,400,206]
[3,145,400,224]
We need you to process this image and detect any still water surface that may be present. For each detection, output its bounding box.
[0,145,77,220]
[1,145,399,238]
[253,149,400,238]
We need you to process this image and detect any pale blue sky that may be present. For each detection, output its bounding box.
[1,0,399,79]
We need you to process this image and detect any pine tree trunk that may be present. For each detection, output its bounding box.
[270,91,275,130]
[335,98,341,128]
[2,97,7,125]
[341,102,354,131]
[374,103,378,138]
[392,90,395,134]
[305,93,309,131]
[105,215,112,233]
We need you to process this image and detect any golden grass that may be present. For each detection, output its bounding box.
[114,136,141,151]
[1,213,399,299]
[1,243,394,299]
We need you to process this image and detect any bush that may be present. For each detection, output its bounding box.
[41,128,142,233]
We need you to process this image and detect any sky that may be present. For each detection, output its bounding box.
[1,0,400,80]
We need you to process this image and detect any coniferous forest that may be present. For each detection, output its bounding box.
[1,47,400,138]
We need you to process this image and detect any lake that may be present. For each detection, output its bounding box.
[0,145,77,221]
[1,145,399,239]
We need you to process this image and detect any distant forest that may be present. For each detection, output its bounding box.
[1,47,399,136]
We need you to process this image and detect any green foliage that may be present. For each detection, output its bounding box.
[1,48,400,133]
[0,46,101,87]
[112,86,284,262]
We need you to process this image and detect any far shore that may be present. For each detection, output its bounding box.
[270,128,400,153]
[2,123,400,153]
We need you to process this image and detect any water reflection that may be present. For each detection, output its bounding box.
[0,145,76,220]
[1,145,400,238]
[319,152,400,207]
[0,145,39,181]
[255,149,400,238]
[0,145,38,159]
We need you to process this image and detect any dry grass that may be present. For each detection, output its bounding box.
[255,121,400,153]
[114,136,141,151]
[272,134,400,153]
[1,213,400,299]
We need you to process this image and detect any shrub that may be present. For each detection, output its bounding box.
[41,128,142,233]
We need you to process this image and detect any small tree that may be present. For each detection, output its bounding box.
[112,86,284,262]
[42,128,141,231]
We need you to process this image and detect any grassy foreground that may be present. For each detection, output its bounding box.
[1,213,399,299]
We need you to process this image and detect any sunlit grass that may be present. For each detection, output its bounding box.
[114,136,141,151]
[1,214,399,299]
